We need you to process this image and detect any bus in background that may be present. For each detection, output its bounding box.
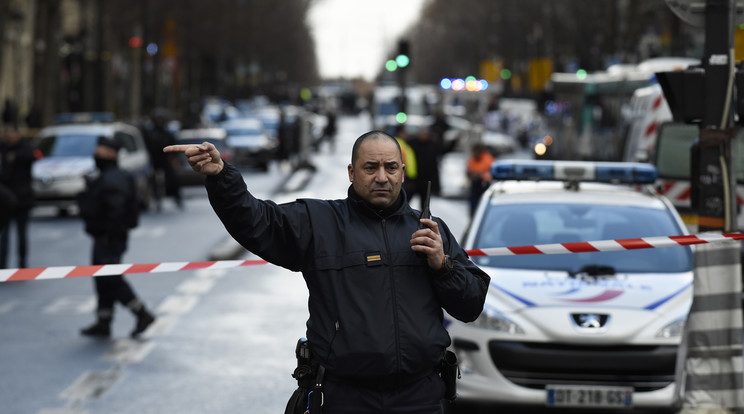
[542,57,698,162]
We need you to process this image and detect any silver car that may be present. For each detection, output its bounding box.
[220,117,277,171]
[32,119,153,214]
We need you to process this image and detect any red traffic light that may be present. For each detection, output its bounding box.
[128,36,143,48]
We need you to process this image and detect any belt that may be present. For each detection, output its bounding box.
[323,368,435,391]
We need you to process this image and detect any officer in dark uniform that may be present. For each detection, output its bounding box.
[78,136,155,338]
[0,126,38,268]
[0,183,17,232]
[165,131,490,413]
[145,109,182,210]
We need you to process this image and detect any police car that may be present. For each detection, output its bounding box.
[32,113,153,214]
[446,160,693,412]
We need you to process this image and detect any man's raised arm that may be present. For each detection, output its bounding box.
[163,142,224,176]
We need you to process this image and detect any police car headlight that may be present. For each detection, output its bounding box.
[655,317,685,339]
[472,309,525,334]
[455,349,477,375]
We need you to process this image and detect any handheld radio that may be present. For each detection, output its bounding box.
[418,181,432,230]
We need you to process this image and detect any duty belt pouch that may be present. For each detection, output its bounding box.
[285,338,324,414]
[440,350,460,402]
[309,365,325,413]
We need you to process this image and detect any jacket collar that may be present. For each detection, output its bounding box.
[348,185,408,219]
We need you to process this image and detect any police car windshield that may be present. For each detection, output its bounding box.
[37,134,99,157]
[472,203,693,273]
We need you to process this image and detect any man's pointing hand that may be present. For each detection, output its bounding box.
[163,142,224,176]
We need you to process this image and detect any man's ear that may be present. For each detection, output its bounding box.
[348,164,354,182]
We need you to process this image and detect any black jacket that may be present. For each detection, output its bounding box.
[77,160,139,240]
[0,138,37,208]
[206,162,490,378]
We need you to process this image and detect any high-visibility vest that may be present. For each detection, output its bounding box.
[395,137,417,179]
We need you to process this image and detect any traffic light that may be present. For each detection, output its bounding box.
[656,68,705,124]
[396,40,410,69]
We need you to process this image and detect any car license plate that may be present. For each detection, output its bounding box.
[546,385,633,408]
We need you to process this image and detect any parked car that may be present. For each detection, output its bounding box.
[32,114,153,214]
[220,117,277,171]
[446,160,693,413]
[172,127,233,186]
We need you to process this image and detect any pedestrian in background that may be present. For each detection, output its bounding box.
[2,99,18,127]
[428,109,450,150]
[165,130,489,414]
[322,108,337,152]
[78,136,155,338]
[466,143,495,217]
[393,124,418,201]
[0,183,18,244]
[145,109,183,210]
[407,127,458,210]
[0,126,39,268]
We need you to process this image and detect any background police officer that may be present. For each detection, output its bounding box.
[78,136,155,338]
[0,126,38,269]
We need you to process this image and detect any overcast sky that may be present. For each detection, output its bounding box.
[308,0,427,81]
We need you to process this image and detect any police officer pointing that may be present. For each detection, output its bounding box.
[165,130,490,413]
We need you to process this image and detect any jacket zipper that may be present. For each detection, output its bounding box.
[381,218,402,373]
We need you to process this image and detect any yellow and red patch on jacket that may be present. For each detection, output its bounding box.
[365,251,382,266]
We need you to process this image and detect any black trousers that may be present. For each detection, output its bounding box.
[322,372,445,414]
[0,206,30,268]
[91,237,136,314]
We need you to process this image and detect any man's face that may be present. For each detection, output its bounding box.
[348,137,405,209]
[94,145,118,160]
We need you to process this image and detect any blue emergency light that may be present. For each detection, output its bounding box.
[53,112,116,124]
[491,160,658,184]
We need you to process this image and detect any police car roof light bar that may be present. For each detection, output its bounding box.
[53,112,116,125]
[491,160,658,184]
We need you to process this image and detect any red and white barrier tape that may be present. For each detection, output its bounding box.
[2,233,743,283]
[0,260,267,283]
[467,233,744,256]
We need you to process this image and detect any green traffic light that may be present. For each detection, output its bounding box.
[386,59,398,72]
[396,112,407,123]
[395,54,410,68]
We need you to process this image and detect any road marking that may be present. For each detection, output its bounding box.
[195,268,227,279]
[36,229,69,241]
[141,315,177,337]
[59,369,123,401]
[103,339,155,364]
[156,295,199,315]
[0,300,18,314]
[283,168,313,192]
[176,278,215,294]
[130,226,167,238]
[43,273,217,413]
[42,296,96,314]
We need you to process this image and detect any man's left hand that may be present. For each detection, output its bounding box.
[411,218,445,270]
